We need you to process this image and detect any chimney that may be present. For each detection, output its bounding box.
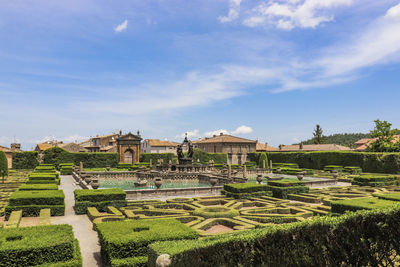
[213,135,216,138]
[220,132,223,136]
[11,143,21,151]
[279,144,282,150]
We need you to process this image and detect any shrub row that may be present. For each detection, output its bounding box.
[12,151,40,169]
[323,165,343,172]
[18,184,59,191]
[331,197,397,213]
[224,191,273,199]
[267,179,305,187]
[74,189,127,214]
[96,218,198,267]
[265,151,400,174]
[0,224,81,267]
[267,185,309,199]
[351,175,397,187]
[8,190,64,206]
[223,183,271,193]
[148,205,400,267]
[42,147,118,168]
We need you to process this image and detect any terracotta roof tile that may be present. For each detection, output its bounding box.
[278,144,351,151]
[0,145,12,153]
[36,143,53,151]
[256,142,279,151]
[193,134,256,144]
[145,139,179,147]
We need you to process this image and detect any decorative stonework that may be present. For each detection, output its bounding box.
[117,131,142,164]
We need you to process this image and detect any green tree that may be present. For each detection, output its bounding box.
[0,151,8,182]
[368,119,400,152]
[313,124,326,144]
[258,152,269,168]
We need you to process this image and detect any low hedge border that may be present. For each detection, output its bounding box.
[5,205,65,220]
[74,200,127,215]
[267,185,309,199]
[192,218,254,236]
[5,210,22,228]
[377,193,400,201]
[331,197,397,213]
[191,207,239,219]
[19,184,59,191]
[148,204,400,267]
[224,191,272,199]
[8,190,65,206]
[96,218,199,267]
[39,208,51,226]
[26,178,61,185]
[74,189,126,202]
[223,183,271,193]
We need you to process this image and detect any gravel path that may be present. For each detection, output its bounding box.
[51,175,102,267]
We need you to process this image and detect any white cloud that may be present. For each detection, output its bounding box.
[176,130,200,140]
[317,3,400,77]
[63,135,88,143]
[242,0,353,30]
[232,125,253,135]
[219,0,242,23]
[114,19,128,32]
[204,129,230,137]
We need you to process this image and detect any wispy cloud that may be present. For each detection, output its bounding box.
[219,0,242,23]
[238,0,354,30]
[175,130,200,140]
[114,19,128,32]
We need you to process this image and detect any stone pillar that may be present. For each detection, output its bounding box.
[228,164,231,180]
[149,159,152,168]
[269,160,273,172]
[262,160,266,169]
[79,162,83,174]
[243,164,247,179]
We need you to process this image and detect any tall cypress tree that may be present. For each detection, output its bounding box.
[313,124,326,144]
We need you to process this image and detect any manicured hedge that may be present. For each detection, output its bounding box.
[192,149,227,164]
[9,190,65,206]
[26,178,60,185]
[43,147,118,168]
[12,151,40,169]
[191,207,239,218]
[267,185,309,199]
[74,189,127,214]
[0,151,8,177]
[5,205,65,219]
[19,184,59,190]
[267,179,305,187]
[96,218,198,267]
[149,205,400,267]
[377,193,400,201]
[28,173,58,180]
[117,163,132,169]
[331,197,397,213]
[344,166,362,174]
[324,165,344,172]
[0,224,81,267]
[272,163,299,168]
[351,175,396,187]
[265,151,400,174]
[74,189,126,202]
[224,183,270,193]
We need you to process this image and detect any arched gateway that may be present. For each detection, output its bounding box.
[117,131,142,164]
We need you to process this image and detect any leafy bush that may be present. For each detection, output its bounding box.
[19,184,59,190]
[331,197,396,213]
[43,147,118,168]
[265,151,400,174]
[9,190,65,206]
[0,151,8,177]
[12,151,39,170]
[0,224,81,267]
[224,183,270,193]
[267,185,309,199]
[74,189,127,214]
[96,218,198,267]
[193,149,227,164]
[149,205,400,267]
[74,189,126,202]
[351,175,396,186]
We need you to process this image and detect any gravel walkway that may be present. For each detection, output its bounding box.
[51,175,102,267]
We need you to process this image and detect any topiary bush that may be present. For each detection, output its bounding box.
[12,151,39,170]
[74,189,127,214]
[257,152,269,168]
[0,151,8,177]
[96,218,198,267]
[0,224,82,267]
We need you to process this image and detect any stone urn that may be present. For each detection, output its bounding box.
[297,172,304,181]
[209,178,218,187]
[277,167,281,174]
[91,179,99,189]
[155,178,162,189]
[332,170,339,179]
[256,174,263,184]
[106,166,111,172]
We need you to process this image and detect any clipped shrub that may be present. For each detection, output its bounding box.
[331,197,396,213]
[191,207,239,218]
[344,166,362,174]
[224,183,270,193]
[268,185,309,199]
[267,179,305,187]
[377,193,400,202]
[272,163,299,168]
[74,189,127,214]
[258,152,269,168]
[351,175,396,187]
[19,184,59,191]
[0,224,82,267]
[12,151,39,170]
[43,147,118,168]
[5,210,22,228]
[149,205,400,267]
[96,218,198,267]
[0,151,8,177]
[324,165,344,172]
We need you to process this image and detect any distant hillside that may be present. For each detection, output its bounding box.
[299,133,371,147]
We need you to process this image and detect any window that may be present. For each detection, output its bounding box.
[229,145,232,153]
[239,146,242,153]
[214,145,217,153]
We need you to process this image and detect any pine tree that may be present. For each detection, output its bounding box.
[313,124,326,144]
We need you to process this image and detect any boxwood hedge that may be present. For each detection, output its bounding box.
[96,218,198,267]
[12,151,40,170]
[223,183,270,193]
[149,205,400,267]
[19,184,59,191]
[74,189,127,214]
[0,224,81,267]
[331,197,397,213]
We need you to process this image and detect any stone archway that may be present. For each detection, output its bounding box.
[124,149,134,164]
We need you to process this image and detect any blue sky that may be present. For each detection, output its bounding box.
[1,0,400,150]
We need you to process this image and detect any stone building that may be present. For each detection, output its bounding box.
[0,143,22,168]
[141,139,179,155]
[193,133,257,165]
[117,132,142,164]
[79,133,119,152]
